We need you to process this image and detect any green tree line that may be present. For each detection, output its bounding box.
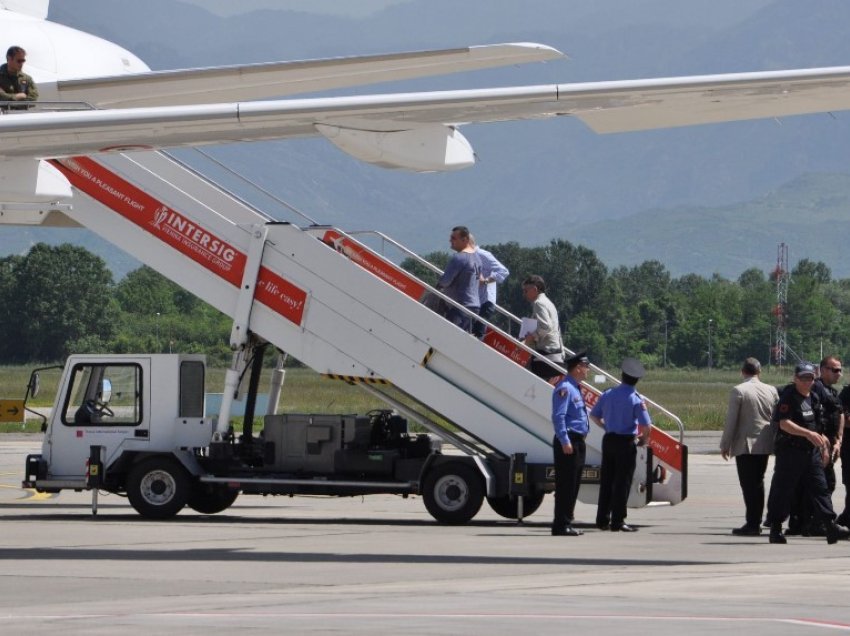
[0,244,232,365]
[1,241,846,368]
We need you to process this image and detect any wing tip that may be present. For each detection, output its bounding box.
[471,42,567,62]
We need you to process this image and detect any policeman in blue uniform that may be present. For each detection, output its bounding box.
[590,357,652,532]
[551,351,591,536]
[765,362,850,545]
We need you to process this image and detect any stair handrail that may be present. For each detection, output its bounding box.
[344,229,525,334]
[158,152,684,444]
[322,227,685,443]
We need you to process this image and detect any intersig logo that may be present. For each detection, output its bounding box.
[149,205,237,270]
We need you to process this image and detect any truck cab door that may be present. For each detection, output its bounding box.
[44,360,148,478]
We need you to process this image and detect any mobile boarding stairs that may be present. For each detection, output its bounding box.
[7,145,687,520]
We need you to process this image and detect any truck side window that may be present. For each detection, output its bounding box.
[62,363,142,426]
[179,360,204,418]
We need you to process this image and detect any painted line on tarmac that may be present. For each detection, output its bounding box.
[7,613,843,629]
[176,615,850,631]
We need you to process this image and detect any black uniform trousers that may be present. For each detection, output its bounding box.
[472,301,496,338]
[552,432,586,531]
[766,444,836,527]
[735,454,770,529]
[823,432,837,493]
[597,433,636,527]
[788,451,837,533]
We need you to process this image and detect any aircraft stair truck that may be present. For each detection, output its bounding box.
[17,149,687,522]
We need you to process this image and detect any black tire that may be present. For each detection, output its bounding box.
[422,461,484,524]
[187,483,239,515]
[487,491,545,519]
[126,457,189,519]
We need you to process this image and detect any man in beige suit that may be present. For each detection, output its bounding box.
[720,357,779,536]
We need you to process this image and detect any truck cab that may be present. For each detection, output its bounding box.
[26,354,212,492]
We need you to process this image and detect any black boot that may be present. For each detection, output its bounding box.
[825,520,850,545]
[769,524,786,544]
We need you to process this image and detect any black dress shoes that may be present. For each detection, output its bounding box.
[731,525,762,536]
[768,525,787,544]
[611,523,638,532]
[825,521,850,545]
[552,525,583,536]
[595,521,610,530]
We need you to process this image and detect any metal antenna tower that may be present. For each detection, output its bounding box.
[772,242,789,367]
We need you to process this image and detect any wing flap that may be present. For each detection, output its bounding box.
[569,67,850,133]
[53,43,564,108]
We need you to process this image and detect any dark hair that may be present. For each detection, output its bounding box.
[819,355,841,369]
[522,274,546,293]
[6,46,25,60]
[451,226,470,239]
[742,357,761,376]
[621,372,639,386]
[566,358,587,371]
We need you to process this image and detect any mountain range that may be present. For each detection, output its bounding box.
[4,0,850,279]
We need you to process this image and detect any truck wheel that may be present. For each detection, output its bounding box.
[423,462,484,524]
[487,491,545,519]
[187,484,239,515]
[127,457,189,519]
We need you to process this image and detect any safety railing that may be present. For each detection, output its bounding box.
[0,100,95,113]
[160,148,685,443]
[310,227,685,444]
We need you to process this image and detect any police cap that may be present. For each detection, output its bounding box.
[565,351,590,370]
[621,357,646,379]
[794,361,816,377]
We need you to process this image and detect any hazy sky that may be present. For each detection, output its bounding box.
[176,0,410,18]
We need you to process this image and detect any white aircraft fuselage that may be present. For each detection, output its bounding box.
[3,2,850,210]
[0,7,148,204]
[0,9,149,91]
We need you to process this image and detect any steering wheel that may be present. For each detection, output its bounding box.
[86,398,114,418]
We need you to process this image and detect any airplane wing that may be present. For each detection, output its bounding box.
[48,43,564,108]
[5,64,850,171]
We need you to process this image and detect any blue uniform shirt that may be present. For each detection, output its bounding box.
[552,375,589,444]
[590,383,652,435]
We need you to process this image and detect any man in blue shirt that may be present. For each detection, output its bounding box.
[468,235,509,339]
[590,358,652,532]
[551,351,591,536]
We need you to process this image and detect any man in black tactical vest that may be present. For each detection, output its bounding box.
[790,356,845,536]
[764,362,849,544]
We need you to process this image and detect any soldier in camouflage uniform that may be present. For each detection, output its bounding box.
[0,46,38,106]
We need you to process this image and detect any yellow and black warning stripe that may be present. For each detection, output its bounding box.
[322,373,392,385]
[421,347,435,367]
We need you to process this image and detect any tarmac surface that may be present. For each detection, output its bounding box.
[1,432,849,635]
